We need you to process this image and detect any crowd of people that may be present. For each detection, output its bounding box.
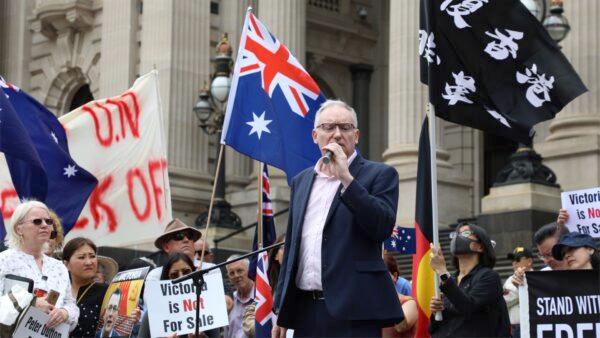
[0,99,598,338]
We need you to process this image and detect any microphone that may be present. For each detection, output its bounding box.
[322,150,333,165]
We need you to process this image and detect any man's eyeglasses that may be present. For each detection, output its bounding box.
[316,123,355,132]
[22,218,54,227]
[169,268,193,280]
[537,252,553,260]
[169,231,195,242]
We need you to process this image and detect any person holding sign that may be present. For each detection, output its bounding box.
[552,232,600,270]
[138,252,218,338]
[429,223,510,337]
[0,201,79,330]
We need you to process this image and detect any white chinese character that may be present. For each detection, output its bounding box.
[486,108,511,128]
[516,64,554,108]
[484,29,524,60]
[440,0,489,29]
[442,71,476,105]
[418,30,441,65]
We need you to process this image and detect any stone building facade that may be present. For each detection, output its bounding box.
[0,0,598,254]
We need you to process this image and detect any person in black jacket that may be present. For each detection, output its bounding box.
[429,223,510,337]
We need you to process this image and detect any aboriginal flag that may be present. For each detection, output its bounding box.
[411,117,435,338]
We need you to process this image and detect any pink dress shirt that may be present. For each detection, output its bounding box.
[295,151,357,291]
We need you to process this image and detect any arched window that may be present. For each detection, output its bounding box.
[68,84,94,111]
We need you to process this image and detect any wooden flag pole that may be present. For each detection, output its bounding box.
[428,103,443,321]
[199,143,226,267]
[257,162,264,250]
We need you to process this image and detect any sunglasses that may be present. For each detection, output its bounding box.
[195,250,212,257]
[168,268,193,280]
[169,231,195,242]
[450,230,480,241]
[23,218,54,227]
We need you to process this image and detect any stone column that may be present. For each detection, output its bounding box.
[99,0,137,98]
[0,0,33,87]
[537,0,600,191]
[384,0,471,227]
[140,0,213,215]
[350,63,373,158]
[258,0,305,64]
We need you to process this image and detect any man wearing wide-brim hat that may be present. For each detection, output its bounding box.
[127,219,201,274]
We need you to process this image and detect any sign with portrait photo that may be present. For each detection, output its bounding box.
[96,266,149,337]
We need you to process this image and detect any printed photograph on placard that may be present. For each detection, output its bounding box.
[95,266,149,337]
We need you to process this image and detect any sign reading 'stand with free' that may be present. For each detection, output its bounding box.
[520,270,600,338]
[561,187,600,237]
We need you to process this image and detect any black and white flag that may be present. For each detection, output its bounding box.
[419,0,587,144]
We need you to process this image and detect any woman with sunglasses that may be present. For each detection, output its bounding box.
[138,252,216,338]
[429,223,510,337]
[0,201,79,330]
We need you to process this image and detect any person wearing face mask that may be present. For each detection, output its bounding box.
[429,223,510,337]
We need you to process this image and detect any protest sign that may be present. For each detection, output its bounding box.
[96,266,150,337]
[12,307,69,338]
[0,71,172,247]
[144,271,228,337]
[561,187,600,237]
[519,270,600,338]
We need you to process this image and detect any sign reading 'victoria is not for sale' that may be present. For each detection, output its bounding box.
[561,187,600,237]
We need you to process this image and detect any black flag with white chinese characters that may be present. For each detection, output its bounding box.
[419,0,587,144]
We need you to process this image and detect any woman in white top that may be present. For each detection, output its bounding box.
[0,200,79,330]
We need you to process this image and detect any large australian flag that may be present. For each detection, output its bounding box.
[221,9,323,185]
[0,77,98,236]
[420,0,587,144]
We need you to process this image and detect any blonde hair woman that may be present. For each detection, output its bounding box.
[0,200,79,330]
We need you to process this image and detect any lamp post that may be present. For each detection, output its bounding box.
[193,34,241,230]
[521,0,570,43]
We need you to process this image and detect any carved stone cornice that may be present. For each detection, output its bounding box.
[30,0,95,39]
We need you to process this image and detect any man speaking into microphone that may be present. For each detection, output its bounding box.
[273,100,403,337]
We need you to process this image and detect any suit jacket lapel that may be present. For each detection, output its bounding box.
[292,169,315,250]
[322,154,365,228]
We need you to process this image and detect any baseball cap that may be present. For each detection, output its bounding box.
[552,232,598,260]
[507,246,533,261]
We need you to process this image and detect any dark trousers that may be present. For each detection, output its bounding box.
[293,291,382,338]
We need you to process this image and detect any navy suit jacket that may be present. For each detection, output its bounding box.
[274,153,404,328]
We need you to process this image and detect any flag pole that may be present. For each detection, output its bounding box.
[199,143,226,268]
[428,103,443,321]
[257,162,264,250]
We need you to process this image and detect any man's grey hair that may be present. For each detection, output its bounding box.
[314,99,358,129]
[226,254,249,268]
[5,200,49,249]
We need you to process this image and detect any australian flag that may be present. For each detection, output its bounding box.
[420,0,587,144]
[249,165,277,280]
[253,165,277,338]
[221,9,323,185]
[384,225,416,254]
[0,77,98,237]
